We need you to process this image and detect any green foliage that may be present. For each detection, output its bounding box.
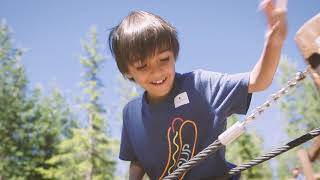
[278,57,319,136]
[38,27,116,180]
[0,20,76,180]
[226,116,272,180]
[276,57,320,179]
[0,19,135,180]
[37,128,116,180]
[0,18,30,179]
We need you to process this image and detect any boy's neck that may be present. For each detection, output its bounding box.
[146,83,177,104]
[146,92,169,104]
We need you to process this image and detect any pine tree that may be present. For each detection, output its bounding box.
[0,18,30,179]
[39,27,116,180]
[79,26,116,180]
[112,76,139,179]
[0,19,76,180]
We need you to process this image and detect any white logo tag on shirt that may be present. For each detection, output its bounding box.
[174,92,190,108]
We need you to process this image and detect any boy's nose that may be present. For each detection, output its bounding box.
[149,67,163,78]
[148,59,161,73]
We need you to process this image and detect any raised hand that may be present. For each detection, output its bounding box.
[260,0,288,44]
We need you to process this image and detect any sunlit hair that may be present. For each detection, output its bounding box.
[108,10,179,76]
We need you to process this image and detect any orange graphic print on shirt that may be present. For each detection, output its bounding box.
[159,117,198,180]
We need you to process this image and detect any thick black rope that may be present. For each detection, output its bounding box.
[226,127,320,178]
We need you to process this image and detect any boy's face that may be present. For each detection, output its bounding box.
[126,49,176,103]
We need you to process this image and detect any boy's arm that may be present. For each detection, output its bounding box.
[248,0,288,93]
[129,161,145,180]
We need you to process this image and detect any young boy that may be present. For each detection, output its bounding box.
[109,0,287,179]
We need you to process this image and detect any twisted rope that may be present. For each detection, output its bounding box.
[243,70,309,125]
[227,127,320,177]
[162,140,223,180]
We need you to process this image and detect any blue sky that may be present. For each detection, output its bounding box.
[1,0,319,162]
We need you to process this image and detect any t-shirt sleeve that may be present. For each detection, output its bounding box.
[195,69,252,117]
[119,105,138,161]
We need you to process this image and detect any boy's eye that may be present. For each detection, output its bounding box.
[160,57,170,62]
[136,64,147,70]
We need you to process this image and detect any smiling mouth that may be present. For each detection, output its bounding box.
[151,77,167,86]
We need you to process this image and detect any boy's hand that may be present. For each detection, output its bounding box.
[260,0,288,45]
[248,0,288,92]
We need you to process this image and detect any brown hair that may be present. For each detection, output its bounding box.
[108,10,179,76]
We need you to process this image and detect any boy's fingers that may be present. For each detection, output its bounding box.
[259,0,275,26]
[276,0,288,10]
[259,0,274,15]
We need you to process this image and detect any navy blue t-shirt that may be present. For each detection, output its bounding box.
[120,69,252,180]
